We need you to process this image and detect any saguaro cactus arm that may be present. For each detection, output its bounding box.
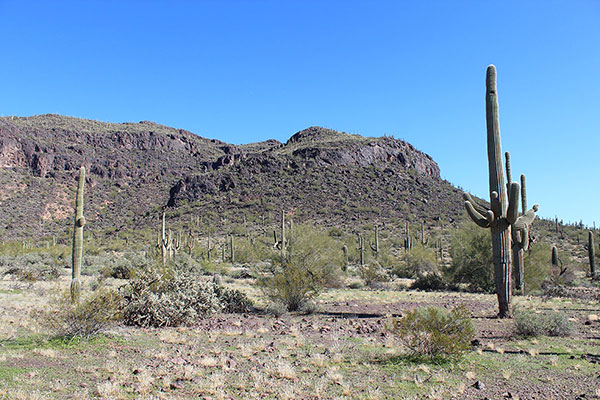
[464,198,491,228]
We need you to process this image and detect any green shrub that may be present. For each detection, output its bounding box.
[447,222,494,292]
[514,308,573,337]
[410,273,448,291]
[120,265,252,327]
[523,242,553,292]
[358,261,389,286]
[257,224,343,311]
[388,306,475,360]
[36,287,121,338]
[396,245,438,278]
[0,253,61,281]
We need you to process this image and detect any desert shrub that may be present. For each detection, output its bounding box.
[213,284,253,313]
[514,308,572,337]
[388,306,475,360]
[265,302,288,317]
[396,245,438,278]
[36,287,121,338]
[540,282,570,298]
[447,222,494,292]
[347,280,364,289]
[232,237,261,264]
[0,253,61,281]
[258,224,343,311]
[410,273,448,291]
[523,242,554,292]
[358,261,389,286]
[99,252,151,279]
[120,265,251,327]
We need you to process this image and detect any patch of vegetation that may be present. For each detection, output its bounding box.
[514,307,573,337]
[120,265,252,327]
[0,253,62,281]
[447,222,494,292]
[258,224,343,311]
[388,306,475,361]
[410,273,448,291]
[35,287,121,339]
[396,244,438,278]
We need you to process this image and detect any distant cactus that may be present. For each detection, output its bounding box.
[369,226,379,258]
[160,212,168,265]
[71,166,86,303]
[463,65,538,317]
[589,231,596,279]
[342,244,348,269]
[552,245,568,280]
[281,210,286,261]
[230,235,235,263]
[404,222,413,250]
[357,233,365,266]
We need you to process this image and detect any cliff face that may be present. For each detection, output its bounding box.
[0,115,227,238]
[0,117,463,239]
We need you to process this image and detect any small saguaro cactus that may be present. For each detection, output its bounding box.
[71,166,86,303]
[280,210,286,261]
[552,245,559,269]
[588,231,596,279]
[230,235,235,263]
[463,65,539,318]
[357,233,365,266]
[160,212,168,265]
[552,245,567,281]
[342,244,348,269]
[369,226,379,258]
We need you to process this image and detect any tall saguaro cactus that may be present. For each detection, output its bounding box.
[464,65,538,318]
[71,167,86,303]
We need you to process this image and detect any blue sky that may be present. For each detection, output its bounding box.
[1,1,599,226]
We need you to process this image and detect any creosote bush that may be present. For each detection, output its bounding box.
[397,244,438,278]
[258,224,343,311]
[121,265,252,327]
[410,273,448,291]
[358,261,389,286]
[388,305,475,360]
[514,307,573,337]
[447,222,494,292]
[36,286,121,338]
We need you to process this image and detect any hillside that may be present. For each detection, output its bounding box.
[0,115,466,240]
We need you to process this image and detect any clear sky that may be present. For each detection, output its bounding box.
[1,1,598,226]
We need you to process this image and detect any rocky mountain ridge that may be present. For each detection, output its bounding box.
[0,114,464,239]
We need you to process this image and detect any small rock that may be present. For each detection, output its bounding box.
[170,379,185,390]
[472,380,485,390]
